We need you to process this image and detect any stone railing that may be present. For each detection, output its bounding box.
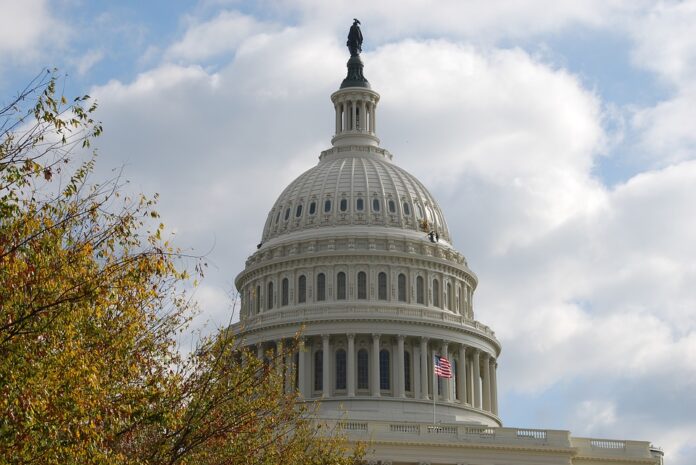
[238,305,496,339]
[328,420,658,460]
[572,437,655,458]
[329,420,570,447]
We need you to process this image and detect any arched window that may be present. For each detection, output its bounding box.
[267,282,274,310]
[357,349,369,389]
[404,351,412,392]
[372,198,380,212]
[416,276,424,304]
[316,273,326,301]
[295,204,303,217]
[398,273,407,302]
[314,350,323,391]
[284,208,290,221]
[403,202,411,216]
[379,350,390,390]
[275,210,281,224]
[340,198,348,212]
[335,349,346,390]
[337,272,346,300]
[309,201,316,215]
[433,279,440,308]
[298,275,306,303]
[416,203,424,219]
[447,282,453,310]
[356,198,364,211]
[357,271,367,299]
[388,199,396,213]
[324,199,331,213]
[255,285,261,313]
[281,278,289,306]
[378,272,387,300]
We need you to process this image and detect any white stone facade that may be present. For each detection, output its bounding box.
[231,53,663,465]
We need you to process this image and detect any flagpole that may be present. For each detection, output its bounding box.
[432,355,436,425]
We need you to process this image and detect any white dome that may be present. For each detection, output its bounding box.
[261,146,451,244]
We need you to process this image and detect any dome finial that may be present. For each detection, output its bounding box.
[341,19,370,89]
[347,19,362,57]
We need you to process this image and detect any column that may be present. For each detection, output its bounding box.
[431,342,438,401]
[347,334,355,397]
[362,102,366,133]
[396,335,405,398]
[441,342,451,402]
[335,103,340,134]
[372,103,377,133]
[490,358,498,415]
[351,101,357,131]
[284,350,293,393]
[371,334,381,397]
[472,349,481,408]
[482,353,491,411]
[298,338,308,398]
[420,337,429,399]
[275,340,283,376]
[322,334,330,398]
[457,345,467,404]
[368,102,374,133]
[257,343,264,360]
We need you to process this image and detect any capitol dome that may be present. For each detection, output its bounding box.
[234,26,501,429]
[261,146,451,245]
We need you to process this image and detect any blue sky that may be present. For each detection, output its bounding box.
[2,1,695,463]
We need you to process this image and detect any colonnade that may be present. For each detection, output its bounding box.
[334,98,377,135]
[254,333,498,416]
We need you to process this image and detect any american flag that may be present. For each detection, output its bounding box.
[434,355,452,378]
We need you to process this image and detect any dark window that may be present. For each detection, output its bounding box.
[340,198,347,212]
[388,199,396,213]
[416,203,424,218]
[378,272,387,300]
[314,350,323,391]
[335,349,347,390]
[416,276,424,304]
[357,271,367,299]
[295,204,303,217]
[337,272,346,300]
[324,199,331,213]
[357,349,369,389]
[309,201,316,215]
[379,350,390,390]
[453,359,459,399]
[316,273,326,301]
[284,208,290,221]
[403,202,411,215]
[356,198,364,211]
[398,273,407,302]
[267,282,274,310]
[281,278,289,306]
[404,351,412,392]
[447,282,453,310]
[256,285,261,312]
[294,352,299,389]
[298,275,306,303]
[433,279,440,308]
[275,211,281,224]
[372,198,380,212]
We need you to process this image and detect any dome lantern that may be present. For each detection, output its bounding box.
[331,19,380,148]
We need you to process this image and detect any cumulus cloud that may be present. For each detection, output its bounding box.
[0,0,67,65]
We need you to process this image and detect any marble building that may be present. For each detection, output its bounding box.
[231,22,663,465]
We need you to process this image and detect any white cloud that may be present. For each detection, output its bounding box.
[166,11,279,62]
[74,49,104,75]
[0,0,67,64]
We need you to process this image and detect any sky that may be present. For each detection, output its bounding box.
[2,0,695,462]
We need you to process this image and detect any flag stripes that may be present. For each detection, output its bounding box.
[434,355,452,378]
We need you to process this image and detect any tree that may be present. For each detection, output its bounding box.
[0,71,363,465]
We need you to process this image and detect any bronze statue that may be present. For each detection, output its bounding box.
[347,18,363,56]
